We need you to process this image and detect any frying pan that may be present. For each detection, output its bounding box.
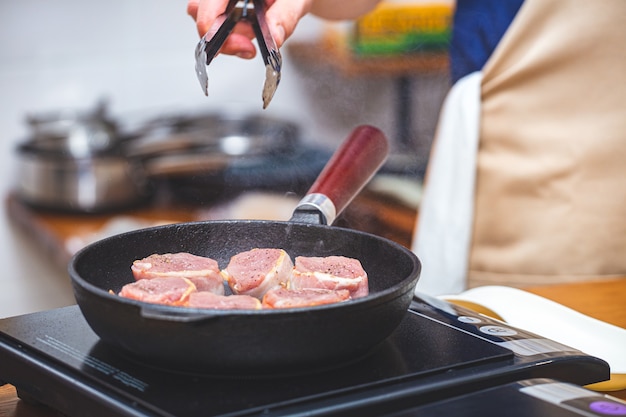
[69,125,421,376]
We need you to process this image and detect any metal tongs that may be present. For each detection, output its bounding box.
[194,0,282,109]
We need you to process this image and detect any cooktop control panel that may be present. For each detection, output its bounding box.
[411,292,581,358]
[388,378,626,417]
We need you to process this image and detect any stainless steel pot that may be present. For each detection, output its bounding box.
[16,143,151,212]
[14,110,301,212]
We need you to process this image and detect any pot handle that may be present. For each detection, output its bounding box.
[291,125,389,225]
[140,305,219,323]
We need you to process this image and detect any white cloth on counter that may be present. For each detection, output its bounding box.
[411,71,482,296]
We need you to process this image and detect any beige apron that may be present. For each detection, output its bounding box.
[414,0,626,294]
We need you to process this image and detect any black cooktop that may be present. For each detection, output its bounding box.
[0,293,609,416]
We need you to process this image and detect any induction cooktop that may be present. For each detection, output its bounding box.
[0,293,609,416]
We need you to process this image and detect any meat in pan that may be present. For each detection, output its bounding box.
[131,252,224,295]
[262,287,351,309]
[188,291,262,310]
[119,250,370,310]
[221,248,293,299]
[290,256,369,298]
[119,276,196,305]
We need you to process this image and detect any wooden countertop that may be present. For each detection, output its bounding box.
[2,278,625,415]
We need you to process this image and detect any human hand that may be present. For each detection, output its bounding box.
[187,0,314,59]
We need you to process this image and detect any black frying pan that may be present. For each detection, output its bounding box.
[69,125,421,376]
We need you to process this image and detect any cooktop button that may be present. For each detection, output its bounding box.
[589,400,626,415]
[458,316,482,324]
[479,325,518,337]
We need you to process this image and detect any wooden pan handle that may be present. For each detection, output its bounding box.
[305,125,389,219]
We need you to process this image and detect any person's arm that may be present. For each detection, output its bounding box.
[187,0,381,58]
[309,0,382,20]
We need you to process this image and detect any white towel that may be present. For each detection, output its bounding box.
[412,71,482,296]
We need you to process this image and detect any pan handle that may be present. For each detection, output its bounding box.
[291,125,389,225]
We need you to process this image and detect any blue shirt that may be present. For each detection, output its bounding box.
[449,0,524,83]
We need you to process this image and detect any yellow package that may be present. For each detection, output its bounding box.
[352,2,453,56]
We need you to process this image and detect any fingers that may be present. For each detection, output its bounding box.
[187,0,199,22]
[188,0,257,59]
[221,26,258,59]
[187,0,228,38]
[187,0,314,58]
[265,0,314,47]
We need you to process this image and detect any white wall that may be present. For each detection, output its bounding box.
[0,1,447,318]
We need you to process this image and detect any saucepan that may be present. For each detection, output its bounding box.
[14,103,149,212]
[69,125,421,376]
[15,109,301,212]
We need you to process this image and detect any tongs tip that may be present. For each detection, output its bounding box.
[194,0,281,108]
[194,42,210,96]
[262,64,281,109]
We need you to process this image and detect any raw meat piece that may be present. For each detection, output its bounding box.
[187,292,262,310]
[131,252,224,295]
[221,248,293,299]
[262,287,351,309]
[119,277,196,305]
[290,256,369,298]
